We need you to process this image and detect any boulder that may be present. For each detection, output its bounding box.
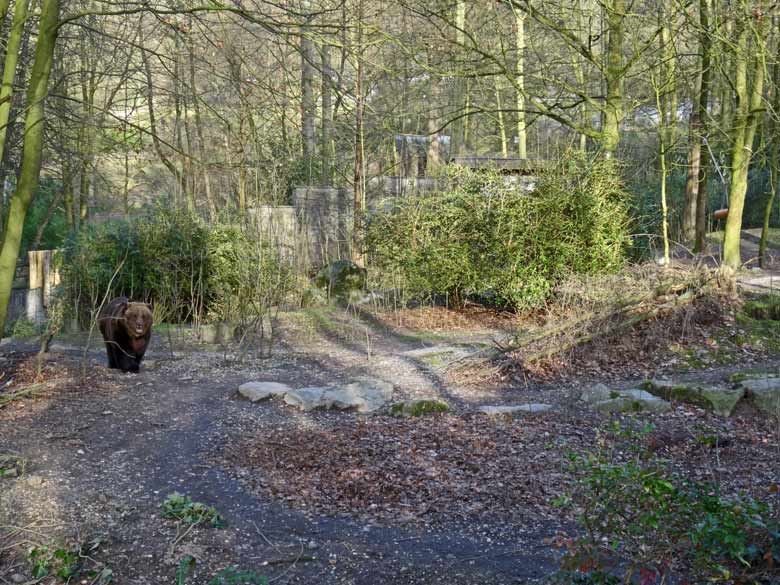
[238,381,292,402]
[283,387,327,412]
[642,379,745,417]
[323,378,394,413]
[282,378,394,413]
[593,389,671,414]
[740,377,780,418]
[477,404,552,416]
[312,260,367,302]
[579,383,617,404]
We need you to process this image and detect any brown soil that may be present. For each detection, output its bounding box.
[1,302,779,585]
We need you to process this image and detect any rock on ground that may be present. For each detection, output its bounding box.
[280,378,394,413]
[642,379,745,417]
[580,385,671,414]
[323,378,394,413]
[238,381,292,402]
[402,346,471,367]
[740,377,780,418]
[283,387,327,411]
[477,404,552,416]
[579,383,616,404]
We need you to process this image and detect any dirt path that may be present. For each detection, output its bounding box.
[0,313,562,585]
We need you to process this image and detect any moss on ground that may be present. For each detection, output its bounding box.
[390,399,451,417]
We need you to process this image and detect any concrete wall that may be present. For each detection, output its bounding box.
[6,250,61,328]
[291,187,354,267]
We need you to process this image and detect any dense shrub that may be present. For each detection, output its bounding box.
[205,224,294,324]
[554,423,780,583]
[60,209,293,325]
[365,155,631,311]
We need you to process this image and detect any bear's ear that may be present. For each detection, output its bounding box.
[118,298,129,314]
[145,302,153,313]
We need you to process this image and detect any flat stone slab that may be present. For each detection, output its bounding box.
[579,383,616,404]
[478,404,552,416]
[402,346,470,367]
[594,391,671,414]
[238,381,293,402]
[324,378,394,413]
[642,379,745,417]
[740,377,780,417]
[283,387,327,412]
[281,378,394,413]
[581,385,672,414]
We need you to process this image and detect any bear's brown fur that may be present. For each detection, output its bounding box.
[98,297,153,372]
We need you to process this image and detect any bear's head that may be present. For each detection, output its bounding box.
[123,302,153,338]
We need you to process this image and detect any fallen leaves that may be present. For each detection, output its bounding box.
[222,414,593,528]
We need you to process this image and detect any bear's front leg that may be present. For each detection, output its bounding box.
[105,343,117,369]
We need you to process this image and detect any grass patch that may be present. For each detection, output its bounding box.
[736,296,780,353]
[742,294,780,321]
[0,453,27,478]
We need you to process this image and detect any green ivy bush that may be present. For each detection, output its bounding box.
[553,422,780,583]
[60,209,293,326]
[365,154,631,311]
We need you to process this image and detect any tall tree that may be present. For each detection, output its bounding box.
[759,18,780,268]
[451,0,467,158]
[723,4,771,269]
[0,0,60,334]
[300,0,317,177]
[682,0,713,251]
[320,41,333,184]
[0,0,31,166]
[352,0,365,265]
[513,4,527,158]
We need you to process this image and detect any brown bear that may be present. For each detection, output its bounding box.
[98,297,153,372]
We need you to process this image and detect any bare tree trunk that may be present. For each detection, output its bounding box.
[300,0,317,175]
[495,77,508,157]
[321,42,333,185]
[352,0,365,266]
[760,20,780,268]
[62,163,74,230]
[173,38,195,214]
[576,0,592,152]
[141,50,186,206]
[723,10,770,269]
[693,0,713,253]
[602,0,625,157]
[77,23,96,227]
[682,116,701,244]
[189,40,216,223]
[0,0,31,166]
[451,0,466,158]
[655,0,677,266]
[514,6,527,158]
